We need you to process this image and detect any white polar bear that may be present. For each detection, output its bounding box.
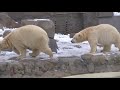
[0,25,53,59]
[71,24,120,53]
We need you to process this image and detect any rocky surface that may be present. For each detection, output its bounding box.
[0,52,120,78]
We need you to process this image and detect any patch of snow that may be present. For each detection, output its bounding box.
[114,12,120,16]
[27,19,50,21]
[0,27,16,36]
[3,27,15,31]
[0,29,3,35]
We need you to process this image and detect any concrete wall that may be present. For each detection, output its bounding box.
[96,12,113,17]
[1,53,120,78]
[83,12,99,28]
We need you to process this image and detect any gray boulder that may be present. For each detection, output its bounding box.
[21,19,55,38]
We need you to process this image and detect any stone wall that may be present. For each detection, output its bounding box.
[0,52,120,78]
[83,12,99,28]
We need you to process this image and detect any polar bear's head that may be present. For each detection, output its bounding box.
[71,32,85,43]
[0,40,6,51]
[0,39,11,53]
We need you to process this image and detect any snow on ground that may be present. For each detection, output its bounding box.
[54,33,91,57]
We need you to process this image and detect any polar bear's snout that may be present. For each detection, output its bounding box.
[71,39,76,43]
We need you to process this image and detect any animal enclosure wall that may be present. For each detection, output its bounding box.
[50,13,84,34]
[7,12,85,34]
[6,12,118,34]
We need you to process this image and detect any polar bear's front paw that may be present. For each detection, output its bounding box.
[29,53,36,57]
[16,56,25,60]
[101,50,109,53]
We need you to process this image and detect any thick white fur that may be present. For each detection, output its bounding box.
[71,24,120,53]
[0,25,53,59]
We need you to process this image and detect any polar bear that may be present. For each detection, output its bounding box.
[0,25,53,59]
[71,24,120,53]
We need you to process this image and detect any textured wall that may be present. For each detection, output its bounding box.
[6,12,118,34]
[0,53,120,78]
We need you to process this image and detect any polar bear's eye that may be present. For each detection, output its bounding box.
[78,34,81,37]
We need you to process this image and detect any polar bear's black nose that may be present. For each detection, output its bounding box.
[71,40,74,43]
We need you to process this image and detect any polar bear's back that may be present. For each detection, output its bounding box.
[95,24,118,33]
[10,25,49,49]
[93,24,120,45]
[14,25,48,37]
